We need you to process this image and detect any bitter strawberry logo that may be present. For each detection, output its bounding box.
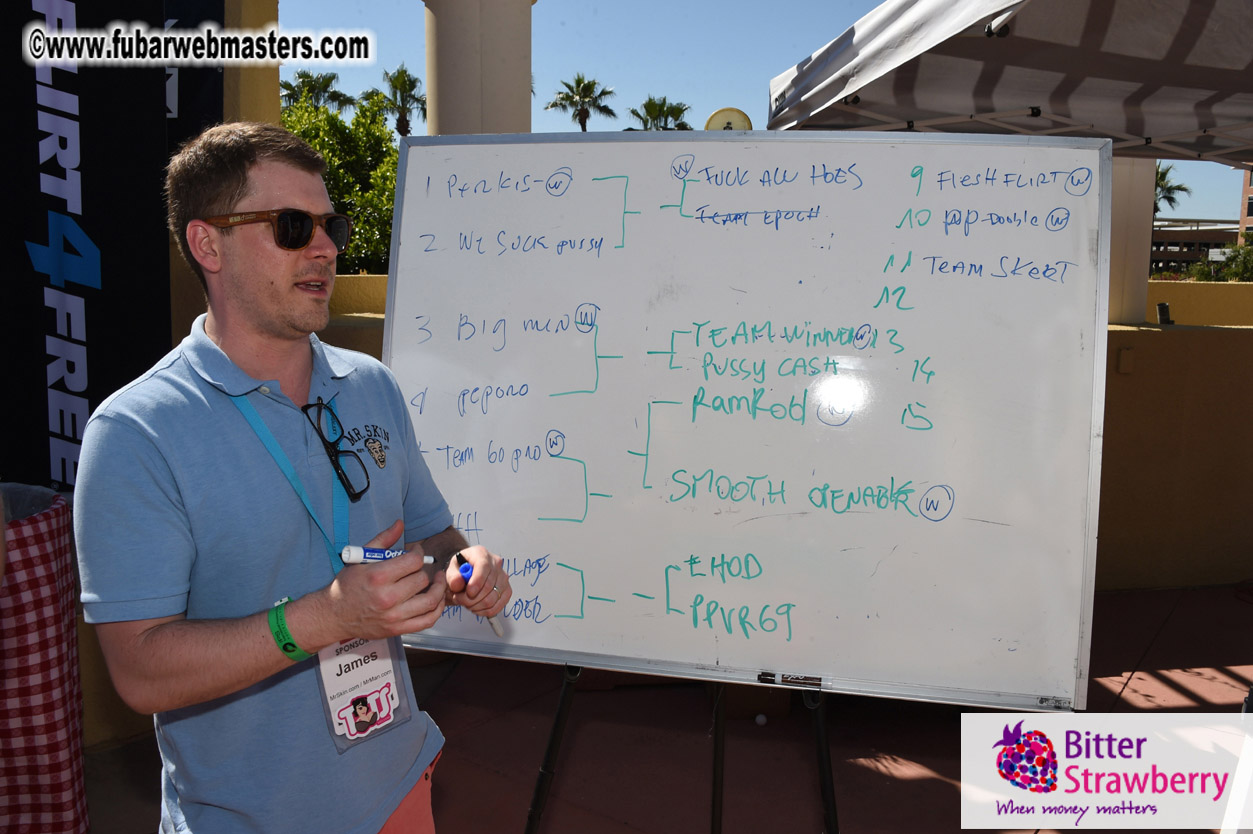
[993,720,1058,793]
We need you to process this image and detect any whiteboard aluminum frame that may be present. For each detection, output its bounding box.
[386,130,1111,712]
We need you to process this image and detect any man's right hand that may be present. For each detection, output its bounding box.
[93,519,448,715]
[318,519,449,641]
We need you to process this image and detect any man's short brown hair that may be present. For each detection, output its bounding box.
[165,121,326,290]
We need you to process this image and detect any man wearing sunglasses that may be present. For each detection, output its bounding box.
[73,121,512,834]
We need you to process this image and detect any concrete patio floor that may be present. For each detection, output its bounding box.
[83,583,1253,833]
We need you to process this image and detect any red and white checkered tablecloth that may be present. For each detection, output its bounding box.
[1,494,88,834]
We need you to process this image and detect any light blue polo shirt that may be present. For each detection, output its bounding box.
[75,315,452,834]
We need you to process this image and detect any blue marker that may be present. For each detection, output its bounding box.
[456,552,505,637]
[341,546,435,565]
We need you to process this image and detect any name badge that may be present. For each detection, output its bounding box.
[317,636,405,747]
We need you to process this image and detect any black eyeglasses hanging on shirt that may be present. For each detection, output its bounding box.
[302,397,371,502]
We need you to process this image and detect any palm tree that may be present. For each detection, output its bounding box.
[279,70,356,113]
[371,63,427,138]
[660,98,693,131]
[628,96,693,131]
[1155,162,1192,215]
[545,73,617,132]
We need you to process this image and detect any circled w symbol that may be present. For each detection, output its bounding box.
[919,485,955,522]
[1045,207,1070,232]
[545,430,566,457]
[546,167,573,197]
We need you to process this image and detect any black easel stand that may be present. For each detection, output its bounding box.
[711,686,839,833]
[712,683,725,834]
[524,665,582,834]
[525,670,839,834]
[804,690,841,834]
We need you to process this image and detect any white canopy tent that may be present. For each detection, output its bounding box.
[768,0,1253,167]
[767,0,1253,323]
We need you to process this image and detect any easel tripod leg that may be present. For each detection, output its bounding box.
[711,682,725,834]
[524,664,583,834]
[804,690,840,834]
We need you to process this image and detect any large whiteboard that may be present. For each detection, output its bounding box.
[386,132,1109,711]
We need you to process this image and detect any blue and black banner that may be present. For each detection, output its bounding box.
[6,0,223,489]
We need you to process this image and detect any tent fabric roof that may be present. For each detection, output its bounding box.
[768,0,1253,168]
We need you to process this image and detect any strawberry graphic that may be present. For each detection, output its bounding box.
[993,720,1058,793]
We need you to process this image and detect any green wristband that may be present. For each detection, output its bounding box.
[268,601,312,662]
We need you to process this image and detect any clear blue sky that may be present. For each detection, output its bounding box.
[278,0,1246,220]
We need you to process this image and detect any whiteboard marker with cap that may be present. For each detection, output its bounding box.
[340,546,435,565]
[455,552,505,637]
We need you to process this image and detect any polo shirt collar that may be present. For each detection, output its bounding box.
[182,313,355,399]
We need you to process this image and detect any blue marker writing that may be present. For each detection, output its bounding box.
[340,546,435,565]
[456,552,505,637]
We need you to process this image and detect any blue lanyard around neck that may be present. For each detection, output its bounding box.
[230,393,348,576]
